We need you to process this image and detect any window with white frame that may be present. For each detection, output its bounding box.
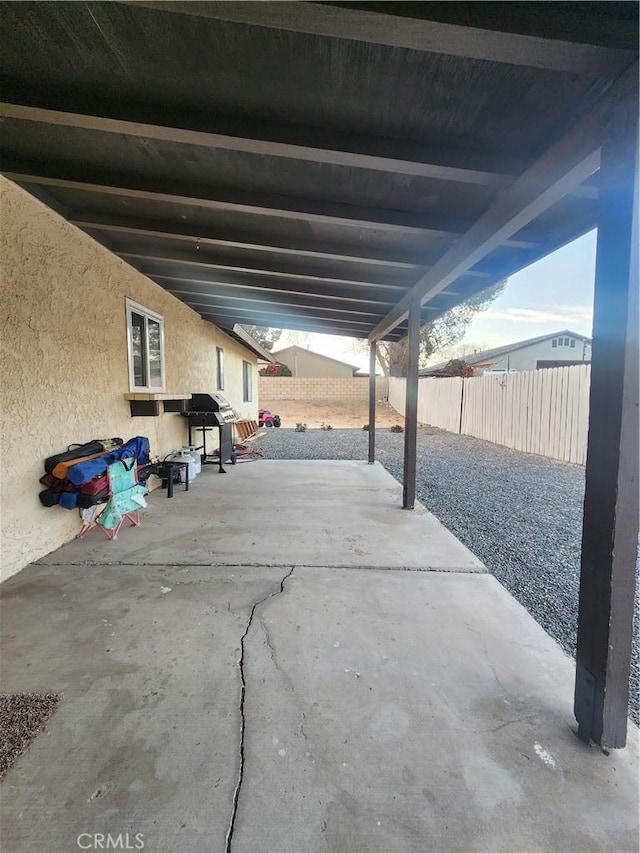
[242,360,252,402]
[552,336,573,348]
[126,298,165,391]
[216,346,224,390]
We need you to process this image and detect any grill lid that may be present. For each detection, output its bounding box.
[188,393,233,412]
[184,393,240,422]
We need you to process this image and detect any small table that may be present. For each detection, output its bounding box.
[155,461,189,498]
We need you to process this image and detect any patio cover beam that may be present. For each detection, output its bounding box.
[117,247,487,282]
[1,163,463,240]
[3,164,536,249]
[181,297,385,323]
[129,260,412,292]
[368,63,638,343]
[120,252,409,292]
[0,99,521,188]
[124,2,635,77]
[199,310,388,341]
[574,104,639,749]
[165,278,438,333]
[197,302,381,327]
[152,271,400,311]
[70,216,430,270]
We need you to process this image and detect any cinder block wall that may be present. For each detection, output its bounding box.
[258,376,389,401]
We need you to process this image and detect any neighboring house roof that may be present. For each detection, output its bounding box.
[271,345,361,373]
[421,330,592,375]
[225,325,276,363]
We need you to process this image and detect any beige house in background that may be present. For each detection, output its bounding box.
[0,178,272,582]
[272,345,360,378]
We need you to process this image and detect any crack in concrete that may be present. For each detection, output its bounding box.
[260,614,279,670]
[472,717,533,734]
[466,622,518,701]
[225,566,295,853]
[258,615,297,696]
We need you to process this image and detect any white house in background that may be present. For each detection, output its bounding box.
[422,330,592,376]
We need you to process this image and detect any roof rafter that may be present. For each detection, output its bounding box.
[198,304,378,330]
[3,162,463,239]
[3,162,536,248]
[0,99,516,188]
[203,312,397,341]
[73,215,495,273]
[184,295,384,320]
[0,99,598,200]
[369,62,638,342]
[151,276,398,307]
[119,251,410,291]
[123,1,636,76]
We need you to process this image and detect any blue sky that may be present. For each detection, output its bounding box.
[458,229,597,354]
[275,229,598,370]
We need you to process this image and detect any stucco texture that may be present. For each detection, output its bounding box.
[0,177,258,581]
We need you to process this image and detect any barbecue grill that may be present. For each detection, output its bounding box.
[182,393,239,473]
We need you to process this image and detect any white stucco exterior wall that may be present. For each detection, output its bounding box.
[0,177,258,581]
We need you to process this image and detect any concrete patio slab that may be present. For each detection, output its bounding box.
[1,462,638,853]
[36,461,485,573]
[0,561,287,853]
[235,568,640,853]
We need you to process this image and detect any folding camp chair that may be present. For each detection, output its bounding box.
[94,457,147,539]
[91,457,147,540]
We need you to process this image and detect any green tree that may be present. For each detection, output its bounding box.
[240,325,282,351]
[372,281,507,376]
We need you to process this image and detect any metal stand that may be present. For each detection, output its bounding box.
[188,423,236,473]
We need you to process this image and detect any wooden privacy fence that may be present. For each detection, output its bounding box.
[388,364,591,464]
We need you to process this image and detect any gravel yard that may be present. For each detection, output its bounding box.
[256,425,639,725]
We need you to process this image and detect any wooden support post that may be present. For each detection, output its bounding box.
[403,301,421,509]
[368,342,377,464]
[574,105,639,749]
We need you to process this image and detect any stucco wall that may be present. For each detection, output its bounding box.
[258,376,389,401]
[0,177,258,581]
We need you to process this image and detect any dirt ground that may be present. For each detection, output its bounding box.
[259,398,405,429]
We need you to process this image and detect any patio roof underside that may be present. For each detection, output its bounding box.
[1,2,637,342]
